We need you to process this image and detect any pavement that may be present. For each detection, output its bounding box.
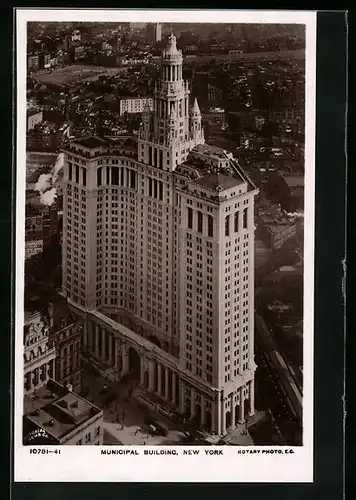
[82,369,187,445]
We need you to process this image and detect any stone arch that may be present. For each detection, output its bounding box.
[128,346,140,376]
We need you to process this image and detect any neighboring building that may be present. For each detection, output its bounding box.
[185,44,199,53]
[74,45,86,61]
[256,204,297,249]
[155,23,162,42]
[27,53,39,72]
[130,22,147,30]
[71,29,81,42]
[25,239,44,260]
[25,215,43,241]
[23,379,103,445]
[23,311,56,396]
[282,174,304,212]
[38,52,51,69]
[50,298,84,395]
[208,83,223,102]
[267,171,304,212]
[27,109,43,132]
[61,34,258,436]
[25,215,44,260]
[119,97,154,116]
[229,49,243,56]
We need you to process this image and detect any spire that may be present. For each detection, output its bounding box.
[162,32,182,61]
[190,98,201,116]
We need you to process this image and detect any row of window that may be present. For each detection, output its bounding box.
[97,166,137,189]
[225,209,248,237]
[187,208,214,237]
[68,163,87,186]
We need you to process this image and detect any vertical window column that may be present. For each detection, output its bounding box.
[234,212,239,233]
[188,207,193,229]
[106,166,110,186]
[97,167,102,187]
[197,211,203,233]
[208,214,214,237]
[225,215,230,237]
[82,167,87,187]
[243,208,248,229]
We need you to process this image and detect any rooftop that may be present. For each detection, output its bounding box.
[73,136,108,149]
[24,380,102,442]
[192,143,230,159]
[282,174,304,188]
[193,172,245,192]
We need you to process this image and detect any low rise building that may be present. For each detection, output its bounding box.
[119,97,153,116]
[25,240,44,260]
[27,109,43,132]
[267,171,304,212]
[27,53,39,72]
[23,379,103,445]
[256,204,297,249]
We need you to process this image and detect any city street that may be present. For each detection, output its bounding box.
[82,369,187,445]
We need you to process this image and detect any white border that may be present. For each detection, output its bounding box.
[15,9,316,483]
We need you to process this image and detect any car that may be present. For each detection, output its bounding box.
[150,420,169,436]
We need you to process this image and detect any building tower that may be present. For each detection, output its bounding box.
[61,33,258,437]
[138,33,204,171]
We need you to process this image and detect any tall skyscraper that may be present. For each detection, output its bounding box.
[61,34,258,436]
[155,23,162,42]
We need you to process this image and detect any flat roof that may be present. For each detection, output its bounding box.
[24,380,102,442]
[192,143,229,159]
[193,172,244,192]
[282,174,304,188]
[73,136,108,149]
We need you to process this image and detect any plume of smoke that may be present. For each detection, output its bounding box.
[35,173,52,193]
[40,188,57,206]
[34,153,64,207]
[52,152,65,183]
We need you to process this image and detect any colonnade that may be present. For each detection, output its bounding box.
[84,322,255,436]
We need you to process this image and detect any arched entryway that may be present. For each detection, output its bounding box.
[225,410,232,429]
[128,347,140,377]
[148,334,161,348]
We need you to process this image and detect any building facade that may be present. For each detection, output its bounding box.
[119,97,154,116]
[27,109,43,132]
[23,311,56,395]
[61,34,258,436]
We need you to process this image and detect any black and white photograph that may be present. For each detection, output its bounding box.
[15,9,316,482]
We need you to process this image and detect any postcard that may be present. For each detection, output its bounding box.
[15,8,316,482]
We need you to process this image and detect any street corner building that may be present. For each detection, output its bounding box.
[60,34,258,437]
[23,379,104,445]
